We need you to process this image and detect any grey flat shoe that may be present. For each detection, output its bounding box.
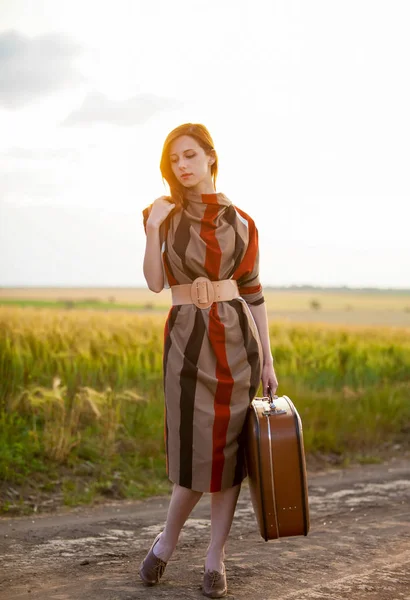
[202,564,227,598]
[138,533,167,586]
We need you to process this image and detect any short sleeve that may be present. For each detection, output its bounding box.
[233,210,265,306]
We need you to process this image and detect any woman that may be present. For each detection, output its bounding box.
[139,123,278,598]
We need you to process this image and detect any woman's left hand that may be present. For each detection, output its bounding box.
[262,360,278,397]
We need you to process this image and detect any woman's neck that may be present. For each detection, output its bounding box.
[186,176,215,196]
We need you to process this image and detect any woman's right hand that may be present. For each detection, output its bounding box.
[146,196,176,229]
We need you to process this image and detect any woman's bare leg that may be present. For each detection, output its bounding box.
[205,483,241,572]
[153,483,203,562]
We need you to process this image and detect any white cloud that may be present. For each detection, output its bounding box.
[62,91,182,127]
[0,147,79,160]
[0,29,85,108]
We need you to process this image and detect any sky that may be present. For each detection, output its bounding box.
[0,0,409,289]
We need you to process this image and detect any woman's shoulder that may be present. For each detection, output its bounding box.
[142,201,179,234]
[142,203,153,217]
[231,204,257,228]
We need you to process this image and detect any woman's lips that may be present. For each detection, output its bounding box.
[181,173,192,179]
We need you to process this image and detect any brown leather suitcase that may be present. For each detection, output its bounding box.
[244,391,310,541]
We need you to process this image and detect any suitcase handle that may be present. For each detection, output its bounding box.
[264,387,287,416]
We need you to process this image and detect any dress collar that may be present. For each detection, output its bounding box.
[183,188,232,207]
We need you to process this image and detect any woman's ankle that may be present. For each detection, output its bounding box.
[205,546,225,573]
[152,531,176,562]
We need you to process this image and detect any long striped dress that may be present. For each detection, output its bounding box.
[143,190,265,493]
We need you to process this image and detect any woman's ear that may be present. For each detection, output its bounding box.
[208,149,216,166]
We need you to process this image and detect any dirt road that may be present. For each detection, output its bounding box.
[0,459,409,600]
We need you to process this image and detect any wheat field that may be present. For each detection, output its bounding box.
[0,295,409,512]
[1,286,410,327]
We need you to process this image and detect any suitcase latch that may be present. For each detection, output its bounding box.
[263,406,287,416]
[263,393,287,416]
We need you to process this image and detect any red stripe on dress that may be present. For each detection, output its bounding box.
[164,260,178,286]
[208,301,235,492]
[201,194,222,280]
[199,194,233,491]
[232,207,258,282]
[238,284,262,295]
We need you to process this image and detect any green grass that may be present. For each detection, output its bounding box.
[0,298,169,311]
[0,305,409,513]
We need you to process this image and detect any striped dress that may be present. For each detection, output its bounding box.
[143,190,264,493]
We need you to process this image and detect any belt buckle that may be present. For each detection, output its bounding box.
[191,277,215,309]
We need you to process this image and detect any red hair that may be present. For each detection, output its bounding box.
[159,123,219,209]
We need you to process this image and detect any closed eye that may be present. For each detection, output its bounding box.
[170,152,196,163]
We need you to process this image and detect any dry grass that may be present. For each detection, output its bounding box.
[0,286,409,309]
[2,287,410,327]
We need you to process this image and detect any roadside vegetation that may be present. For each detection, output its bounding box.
[0,305,409,514]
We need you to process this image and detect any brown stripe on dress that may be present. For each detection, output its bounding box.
[172,209,202,282]
[223,205,246,275]
[163,305,181,477]
[247,296,266,306]
[216,302,255,490]
[214,215,235,280]
[164,306,197,486]
[185,221,208,280]
[228,299,263,484]
[163,306,180,371]
[179,308,206,489]
[232,423,247,487]
[231,299,262,402]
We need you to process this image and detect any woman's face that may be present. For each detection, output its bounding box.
[169,135,213,188]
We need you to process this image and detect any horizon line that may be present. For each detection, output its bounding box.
[1,284,410,293]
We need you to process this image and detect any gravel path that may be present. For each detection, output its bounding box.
[0,458,409,600]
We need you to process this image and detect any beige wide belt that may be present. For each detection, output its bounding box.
[171,277,239,309]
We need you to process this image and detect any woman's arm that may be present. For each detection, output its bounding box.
[142,196,175,293]
[143,223,164,292]
[248,302,279,397]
